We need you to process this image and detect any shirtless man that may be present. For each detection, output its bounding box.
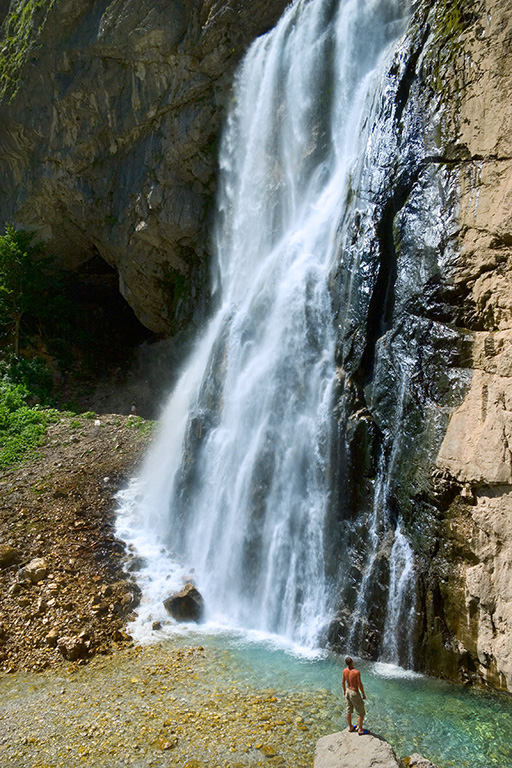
[342,656,367,735]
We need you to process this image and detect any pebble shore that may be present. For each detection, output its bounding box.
[1,640,340,767]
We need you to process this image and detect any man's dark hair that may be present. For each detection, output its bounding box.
[345,656,353,666]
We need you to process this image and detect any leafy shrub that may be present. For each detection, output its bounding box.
[0,225,52,354]
[0,380,59,467]
[0,354,53,403]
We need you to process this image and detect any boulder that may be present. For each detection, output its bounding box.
[18,557,48,584]
[0,545,20,569]
[57,634,89,661]
[314,731,401,768]
[163,582,205,622]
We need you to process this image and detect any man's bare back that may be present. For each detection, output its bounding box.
[343,667,362,691]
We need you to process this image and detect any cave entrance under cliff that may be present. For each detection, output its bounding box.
[51,253,157,417]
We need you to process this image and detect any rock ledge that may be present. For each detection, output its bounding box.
[314,731,439,768]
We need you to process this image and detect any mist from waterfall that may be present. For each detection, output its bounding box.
[116,0,412,654]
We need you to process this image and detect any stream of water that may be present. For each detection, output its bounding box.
[111,8,512,768]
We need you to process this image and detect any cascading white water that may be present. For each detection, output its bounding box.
[347,360,417,663]
[116,0,411,649]
[381,522,416,665]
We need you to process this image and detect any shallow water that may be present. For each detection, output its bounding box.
[2,632,509,768]
[205,633,512,768]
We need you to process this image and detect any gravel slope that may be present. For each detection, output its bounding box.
[0,413,154,672]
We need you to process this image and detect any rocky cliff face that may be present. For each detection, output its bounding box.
[0,0,289,333]
[430,0,512,690]
[327,0,512,692]
[379,0,512,692]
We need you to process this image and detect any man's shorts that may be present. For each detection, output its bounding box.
[346,688,365,718]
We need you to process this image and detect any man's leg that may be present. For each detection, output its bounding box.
[346,696,356,731]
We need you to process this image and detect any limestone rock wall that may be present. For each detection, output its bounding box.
[432,0,512,690]
[327,0,512,693]
[0,0,289,333]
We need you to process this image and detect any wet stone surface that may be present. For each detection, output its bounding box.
[0,641,340,767]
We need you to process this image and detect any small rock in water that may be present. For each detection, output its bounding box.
[406,755,440,768]
[258,744,278,757]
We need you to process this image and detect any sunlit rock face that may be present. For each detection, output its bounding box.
[0,0,289,333]
[432,0,512,691]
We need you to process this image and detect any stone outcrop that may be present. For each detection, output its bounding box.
[314,731,402,768]
[0,0,289,334]
[314,732,440,768]
[163,582,204,622]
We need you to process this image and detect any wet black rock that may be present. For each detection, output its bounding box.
[164,583,205,622]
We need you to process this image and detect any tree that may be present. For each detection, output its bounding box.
[0,225,49,354]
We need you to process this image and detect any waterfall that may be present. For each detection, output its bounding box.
[347,362,416,663]
[381,522,416,665]
[116,0,413,652]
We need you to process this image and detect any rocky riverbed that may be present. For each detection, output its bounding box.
[0,412,154,672]
[0,639,337,768]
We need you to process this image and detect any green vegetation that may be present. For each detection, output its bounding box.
[0,354,53,403]
[0,225,53,354]
[0,224,96,398]
[0,0,56,101]
[0,224,155,467]
[428,0,470,94]
[0,225,86,466]
[433,0,464,41]
[0,379,59,468]
[126,415,157,437]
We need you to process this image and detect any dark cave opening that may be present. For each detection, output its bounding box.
[46,254,160,417]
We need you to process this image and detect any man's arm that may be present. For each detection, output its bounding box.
[356,671,366,699]
[342,669,347,694]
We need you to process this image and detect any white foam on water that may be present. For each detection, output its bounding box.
[372,661,424,680]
